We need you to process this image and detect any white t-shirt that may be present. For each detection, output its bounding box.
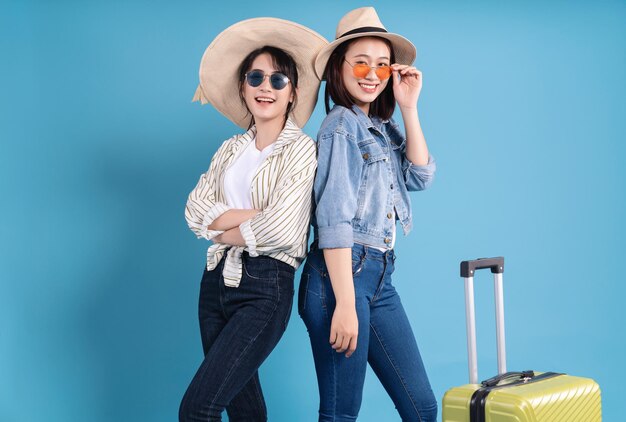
[223,139,275,209]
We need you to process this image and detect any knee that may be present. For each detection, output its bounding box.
[417,397,438,422]
[318,411,357,422]
[179,396,222,422]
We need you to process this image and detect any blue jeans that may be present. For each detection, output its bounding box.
[299,244,438,422]
[179,253,295,422]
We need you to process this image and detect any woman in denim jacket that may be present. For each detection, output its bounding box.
[298,8,438,421]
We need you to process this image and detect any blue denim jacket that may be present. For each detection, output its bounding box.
[312,104,436,249]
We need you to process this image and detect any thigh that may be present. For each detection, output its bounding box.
[368,279,437,422]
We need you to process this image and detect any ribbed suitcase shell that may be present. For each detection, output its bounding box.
[442,373,601,422]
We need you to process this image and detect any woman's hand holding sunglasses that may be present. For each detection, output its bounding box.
[391,64,423,110]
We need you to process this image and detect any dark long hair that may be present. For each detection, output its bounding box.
[237,46,299,128]
[323,37,396,120]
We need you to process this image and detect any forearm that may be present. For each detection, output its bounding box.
[214,227,246,247]
[323,248,355,306]
[400,106,429,166]
[207,209,260,231]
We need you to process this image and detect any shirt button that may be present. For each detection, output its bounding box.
[390,184,394,189]
[387,212,393,219]
[384,237,391,244]
[363,153,370,160]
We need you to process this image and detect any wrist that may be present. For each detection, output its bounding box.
[336,298,356,308]
[399,105,418,113]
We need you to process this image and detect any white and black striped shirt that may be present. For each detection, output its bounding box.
[185,119,317,287]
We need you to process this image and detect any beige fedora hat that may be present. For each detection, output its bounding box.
[192,18,328,129]
[315,7,416,80]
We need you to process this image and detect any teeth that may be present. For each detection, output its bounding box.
[256,98,275,102]
[360,84,376,89]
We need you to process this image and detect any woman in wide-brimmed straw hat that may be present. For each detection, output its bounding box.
[180,18,327,422]
[298,7,438,421]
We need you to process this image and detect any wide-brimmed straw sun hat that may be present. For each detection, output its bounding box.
[314,7,416,80]
[192,17,328,129]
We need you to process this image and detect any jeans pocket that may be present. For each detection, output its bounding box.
[242,256,278,281]
[351,251,365,277]
[298,272,310,314]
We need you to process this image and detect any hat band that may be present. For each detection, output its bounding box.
[338,26,387,39]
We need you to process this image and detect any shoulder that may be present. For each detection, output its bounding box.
[318,106,361,140]
[277,123,316,165]
[282,121,315,151]
[217,132,244,152]
[208,132,250,168]
[285,133,317,165]
[209,133,238,162]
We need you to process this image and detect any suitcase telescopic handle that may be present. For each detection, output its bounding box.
[460,257,506,385]
[460,257,504,278]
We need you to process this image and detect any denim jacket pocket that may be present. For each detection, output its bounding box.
[356,141,388,221]
[358,138,387,163]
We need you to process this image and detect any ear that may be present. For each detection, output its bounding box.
[290,86,298,103]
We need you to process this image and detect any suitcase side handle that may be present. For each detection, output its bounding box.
[462,257,507,384]
[480,370,534,387]
[460,257,504,277]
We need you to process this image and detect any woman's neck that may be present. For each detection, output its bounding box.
[254,117,285,150]
[355,100,370,116]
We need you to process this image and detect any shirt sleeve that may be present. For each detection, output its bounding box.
[314,129,363,249]
[185,140,232,240]
[402,154,436,191]
[238,137,317,255]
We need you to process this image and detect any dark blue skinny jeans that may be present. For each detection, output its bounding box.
[299,244,438,422]
[179,253,295,422]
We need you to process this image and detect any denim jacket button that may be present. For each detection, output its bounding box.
[362,153,370,160]
[387,212,393,219]
[390,184,394,189]
[384,237,391,244]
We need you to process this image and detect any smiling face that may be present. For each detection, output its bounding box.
[341,37,392,114]
[242,52,294,127]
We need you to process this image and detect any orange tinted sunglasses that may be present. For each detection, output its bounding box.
[344,59,392,80]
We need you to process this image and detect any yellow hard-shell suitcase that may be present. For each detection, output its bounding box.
[442,258,601,422]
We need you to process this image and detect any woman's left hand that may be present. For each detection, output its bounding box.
[391,64,422,109]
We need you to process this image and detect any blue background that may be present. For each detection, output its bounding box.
[1,0,624,420]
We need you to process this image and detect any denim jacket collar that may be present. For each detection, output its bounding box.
[350,104,390,132]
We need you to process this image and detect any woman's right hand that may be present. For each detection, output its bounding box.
[330,303,359,358]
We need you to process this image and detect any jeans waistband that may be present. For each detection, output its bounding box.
[310,241,395,263]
